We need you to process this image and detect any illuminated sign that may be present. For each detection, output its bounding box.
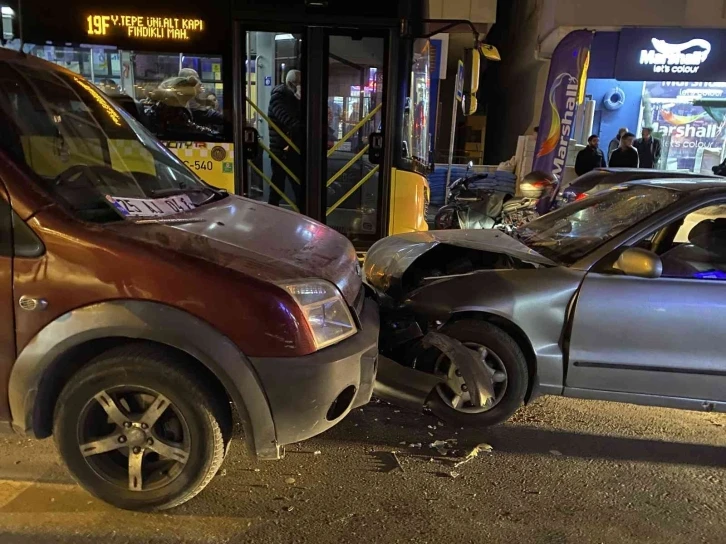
[639,38,711,75]
[86,14,204,41]
[615,28,726,82]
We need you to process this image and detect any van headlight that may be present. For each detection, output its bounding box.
[281,280,357,350]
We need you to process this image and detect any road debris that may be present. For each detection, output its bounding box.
[447,471,460,479]
[549,450,563,456]
[282,506,295,512]
[313,450,322,455]
[429,438,458,456]
[285,477,296,485]
[390,451,405,472]
[409,443,422,448]
[453,443,493,468]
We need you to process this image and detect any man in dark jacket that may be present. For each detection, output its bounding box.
[607,127,628,161]
[267,70,303,207]
[609,132,639,168]
[634,127,662,168]
[575,134,607,176]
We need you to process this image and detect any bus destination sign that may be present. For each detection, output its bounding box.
[85,14,205,41]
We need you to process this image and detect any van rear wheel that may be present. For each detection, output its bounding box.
[53,344,229,511]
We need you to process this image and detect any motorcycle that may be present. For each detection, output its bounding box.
[434,163,560,230]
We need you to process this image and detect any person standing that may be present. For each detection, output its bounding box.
[609,132,639,168]
[267,69,303,208]
[607,127,628,160]
[634,127,662,169]
[575,134,607,176]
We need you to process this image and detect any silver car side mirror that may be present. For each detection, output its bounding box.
[614,247,663,279]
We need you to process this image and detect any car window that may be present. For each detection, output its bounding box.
[0,60,223,223]
[517,185,682,265]
[656,204,726,280]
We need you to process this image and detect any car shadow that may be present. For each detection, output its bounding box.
[320,404,726,469]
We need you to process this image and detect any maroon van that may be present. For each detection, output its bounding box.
[0,49,378,510]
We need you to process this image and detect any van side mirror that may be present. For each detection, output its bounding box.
[614,248,663,279]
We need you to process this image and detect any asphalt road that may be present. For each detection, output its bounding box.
[1,396,725,544]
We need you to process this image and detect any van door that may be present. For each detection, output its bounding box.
[0,184,15,423]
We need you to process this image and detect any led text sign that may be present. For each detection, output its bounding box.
[615,28,726,82]
[86,14,204,41]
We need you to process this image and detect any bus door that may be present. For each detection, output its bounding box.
[239,26,389,247]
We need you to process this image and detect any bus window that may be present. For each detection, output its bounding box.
[403,38,430,168]
[244,31,305,211]
[325,35,385,241]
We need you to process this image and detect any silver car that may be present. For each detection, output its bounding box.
[366,180,726,426]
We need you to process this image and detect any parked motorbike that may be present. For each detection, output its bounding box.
[434,164,559,230]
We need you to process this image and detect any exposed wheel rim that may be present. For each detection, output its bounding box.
[434,342,508,414]
[77,386,191,493]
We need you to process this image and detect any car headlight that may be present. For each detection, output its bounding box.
[281,280,357,350]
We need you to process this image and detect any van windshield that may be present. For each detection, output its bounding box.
[0,59,224,223]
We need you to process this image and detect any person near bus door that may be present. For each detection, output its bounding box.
[609,131,639,168]
[634,127,662,169]
[267,70,303,208]
[575,134,607,176]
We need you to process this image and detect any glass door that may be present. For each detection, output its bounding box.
[325,34,386,243]
[238,26,388,244]
[242,29,305,212]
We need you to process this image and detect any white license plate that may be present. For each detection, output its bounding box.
[106,194,196,218]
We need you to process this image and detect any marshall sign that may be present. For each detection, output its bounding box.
[615,28,726,81]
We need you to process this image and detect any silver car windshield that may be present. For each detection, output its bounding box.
[517,185,682,265]
[0,60,223,223]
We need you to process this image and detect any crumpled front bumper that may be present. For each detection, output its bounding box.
[248,296,379,448]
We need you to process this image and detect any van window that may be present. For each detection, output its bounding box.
[0,60,224,223]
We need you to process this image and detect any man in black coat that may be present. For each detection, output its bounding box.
[634,127,662,169]
[575,134,607,176]
[267,70,303,207]
[609,132,640,168]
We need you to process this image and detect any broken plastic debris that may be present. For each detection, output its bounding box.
[549,450,563,456]
[285,477,296,484]
[448,471,460,479]
[453,443,493,468]
[282,506,295,512]
[409,443,422,448]
[313,450,322,455]
[390,451,404,472]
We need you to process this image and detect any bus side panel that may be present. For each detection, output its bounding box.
[163,141,235,193]
[388,167,429,235]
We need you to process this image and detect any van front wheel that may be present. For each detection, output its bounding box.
[53,344,228,511]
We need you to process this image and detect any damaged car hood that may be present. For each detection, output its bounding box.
[364,229,556,293]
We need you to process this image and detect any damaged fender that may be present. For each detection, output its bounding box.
[422,332,495,407]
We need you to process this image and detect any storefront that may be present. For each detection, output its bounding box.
[583,27,726,173]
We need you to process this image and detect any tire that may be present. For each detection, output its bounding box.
[424,320,529,427]
[53,343,229,511]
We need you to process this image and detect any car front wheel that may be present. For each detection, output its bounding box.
[53,344,229,511]
[423,320,529,427]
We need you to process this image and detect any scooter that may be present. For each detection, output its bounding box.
[434,162,515,230]
[434,164,559,230]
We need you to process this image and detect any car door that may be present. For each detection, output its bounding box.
[566,200,726,405]
[0,183,15,423]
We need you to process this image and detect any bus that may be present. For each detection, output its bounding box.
[4,0,434,250]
